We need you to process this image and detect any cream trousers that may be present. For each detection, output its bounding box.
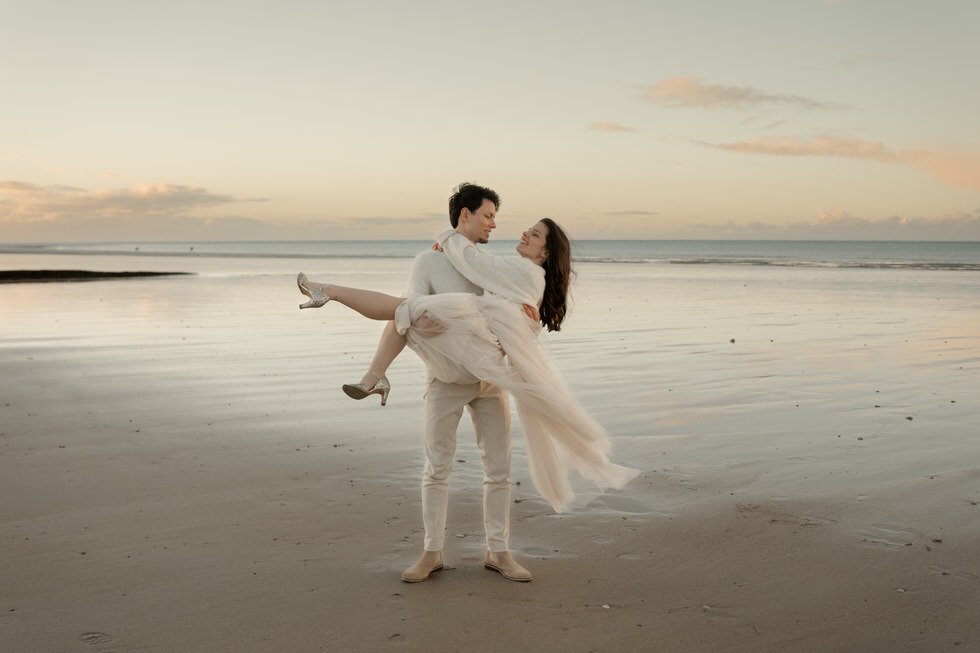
[422,378,511,552]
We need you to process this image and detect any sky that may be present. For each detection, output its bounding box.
[2,0,980,242]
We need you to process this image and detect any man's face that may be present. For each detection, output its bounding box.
[457,198,497,244]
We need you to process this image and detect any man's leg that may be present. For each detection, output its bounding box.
[469,382,512,552]
[470,382,532,581]
[402,379,475,582]
[422,379,475,551]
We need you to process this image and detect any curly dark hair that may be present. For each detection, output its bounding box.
[537,218,572,332]
[448,182,500,228]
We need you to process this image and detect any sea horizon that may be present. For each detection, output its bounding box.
[3,238,979,271]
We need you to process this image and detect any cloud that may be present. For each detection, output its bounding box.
[676,209,980,240]
[0,180,451,241]
[897,150,980,191]
[0,212,283,242]
[638,76,842,111]
[587,122,636,133]
[0,180,265,224]
[697,135,980,190]
[817,208,865,226]
[701,135,886,158]
[0,212,454,243]
[340,216,438,227]
[600,210,660,217]
[812,209,980,238]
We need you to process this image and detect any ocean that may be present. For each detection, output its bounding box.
[3,232,978,536]
[2,239,979,271]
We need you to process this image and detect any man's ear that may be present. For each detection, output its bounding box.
[458,208,470,225]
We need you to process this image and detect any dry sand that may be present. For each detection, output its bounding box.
[2,255,978,651]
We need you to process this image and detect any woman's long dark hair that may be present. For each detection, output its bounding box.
[538,218,572,332]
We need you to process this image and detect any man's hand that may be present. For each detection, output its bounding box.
[413,311,447,337]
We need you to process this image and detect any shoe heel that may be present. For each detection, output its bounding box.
[342,371,390,406]
[297,273,331,309]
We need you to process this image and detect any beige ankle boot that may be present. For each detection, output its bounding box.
[401,550,444,583]
[484,550,532,582]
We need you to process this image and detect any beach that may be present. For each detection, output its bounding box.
[2,251,979,652]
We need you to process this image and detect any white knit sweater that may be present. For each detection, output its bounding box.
[436,230,546,306]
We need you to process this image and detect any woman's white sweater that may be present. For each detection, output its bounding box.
[436,230,545,307]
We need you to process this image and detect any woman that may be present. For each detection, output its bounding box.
[297,219,635,512]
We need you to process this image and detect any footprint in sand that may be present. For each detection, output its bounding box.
[856,523,922,548]
[926,564,978,581]
[520,546,578,559]
[616,552,649,560]
[79,632,117,651]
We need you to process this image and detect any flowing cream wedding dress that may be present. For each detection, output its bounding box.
[393,231,637,512]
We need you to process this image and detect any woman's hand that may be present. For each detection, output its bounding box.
[413,311,447,337]
[521,303,539,322]
[431,241,444,252]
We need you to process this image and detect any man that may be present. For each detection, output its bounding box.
[399,182,532,583]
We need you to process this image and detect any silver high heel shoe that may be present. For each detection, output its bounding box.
[297,273,331,309]
[342,370,391,406]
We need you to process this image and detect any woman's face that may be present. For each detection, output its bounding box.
[516,221,549,265]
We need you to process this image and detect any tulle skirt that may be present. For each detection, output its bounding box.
[395,293,637,512]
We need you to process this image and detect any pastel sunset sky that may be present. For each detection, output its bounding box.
[2,0,979,242]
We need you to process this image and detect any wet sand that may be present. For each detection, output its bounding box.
[2,254,978,651]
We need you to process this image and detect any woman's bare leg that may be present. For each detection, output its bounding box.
[331,285,401,320]
[359,321,407,386]
[301,279,408,385]
[307,281,403,320]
